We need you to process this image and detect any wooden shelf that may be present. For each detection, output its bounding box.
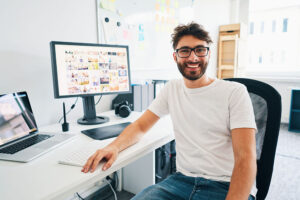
[219,65,234,70]
[217,24,239,79]
[217,23,247,79]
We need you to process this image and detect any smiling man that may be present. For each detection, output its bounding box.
[82,22,257,200]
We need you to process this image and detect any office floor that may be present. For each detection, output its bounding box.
[105,190,135,200]
[266,124,300,200]
[107,124,300,200]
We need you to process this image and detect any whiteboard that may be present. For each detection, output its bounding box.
[96,0,192,72]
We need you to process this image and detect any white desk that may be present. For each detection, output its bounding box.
[0,111,174,200]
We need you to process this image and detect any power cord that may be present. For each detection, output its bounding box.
[95,95,102,106]
[76,192,85,200]
[105,176,118,200]
[58,97,78,123]
[75,173,118,200]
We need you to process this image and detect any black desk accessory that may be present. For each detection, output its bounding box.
[81,122,131,140]
[114,101,131,118]
[62,102,69,132]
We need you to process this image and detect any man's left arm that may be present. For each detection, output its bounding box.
[226,128,257,200]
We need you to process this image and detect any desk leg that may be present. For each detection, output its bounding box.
[122,151,155,194]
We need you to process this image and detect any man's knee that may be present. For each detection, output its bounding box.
[132,184,166,200]
[132,185,155,200]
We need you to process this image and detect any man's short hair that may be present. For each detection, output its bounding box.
[171,22,213,50]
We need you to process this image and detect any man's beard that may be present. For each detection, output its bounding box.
[177,60,208,81]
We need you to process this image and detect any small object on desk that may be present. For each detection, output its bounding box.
[62,102,69,132]
[81,122,131,140]
[114,101,132,118]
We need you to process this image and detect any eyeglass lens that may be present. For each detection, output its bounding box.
[177,47,208,58]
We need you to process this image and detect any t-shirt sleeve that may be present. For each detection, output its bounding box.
[229,84,257,131]
[147,82,170,118]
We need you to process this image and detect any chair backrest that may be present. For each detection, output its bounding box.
[225,78,282,200]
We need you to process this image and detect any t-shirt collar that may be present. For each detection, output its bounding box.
[182,78,218,94]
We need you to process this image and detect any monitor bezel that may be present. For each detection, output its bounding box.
[50,41,132,99]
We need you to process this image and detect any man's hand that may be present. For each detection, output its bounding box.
[81,145,119,173]
[81,110,160,173]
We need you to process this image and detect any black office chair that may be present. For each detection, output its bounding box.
[225,78,282,200]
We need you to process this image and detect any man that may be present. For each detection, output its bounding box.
[82,22,257,200]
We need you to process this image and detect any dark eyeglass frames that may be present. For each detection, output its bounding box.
[175,46,209,58]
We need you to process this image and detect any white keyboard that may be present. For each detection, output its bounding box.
[58,140,112,167]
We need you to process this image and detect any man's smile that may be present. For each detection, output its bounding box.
[184,62,201,71]
[186,62,200,67]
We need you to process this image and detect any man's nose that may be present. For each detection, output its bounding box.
[187,50,199,61]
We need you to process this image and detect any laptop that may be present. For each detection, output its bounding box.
[0,91,75,162]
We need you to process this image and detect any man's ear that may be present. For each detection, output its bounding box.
[173,52,177,62]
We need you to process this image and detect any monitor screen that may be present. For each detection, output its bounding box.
[50,41,131,98]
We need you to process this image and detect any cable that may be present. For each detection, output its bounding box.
[95,95,102,106]
[58,97,78,123]
[76,192,85,200]
[105,177,118,200]
[102,173,119,200]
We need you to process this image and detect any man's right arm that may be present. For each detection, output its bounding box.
[81,109,160,173]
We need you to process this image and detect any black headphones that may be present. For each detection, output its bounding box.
[115,101,131,118]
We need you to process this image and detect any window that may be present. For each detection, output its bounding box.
[248,1,300,77]
[272,20,276,32]
[283,18,288,32]
[260,21,264,33]
[249,22,254,34]
[259,53,263,64]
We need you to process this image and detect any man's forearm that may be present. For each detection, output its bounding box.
[226,157,257,200]
[107,110,160,153]
[107,121,145,152]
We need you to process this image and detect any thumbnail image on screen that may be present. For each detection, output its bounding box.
[52,43,130,97]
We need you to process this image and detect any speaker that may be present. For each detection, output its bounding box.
[114,101,131,118]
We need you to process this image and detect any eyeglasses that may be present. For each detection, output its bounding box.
[175,46,209,58]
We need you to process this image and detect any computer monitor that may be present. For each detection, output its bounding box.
[50,41,131,125]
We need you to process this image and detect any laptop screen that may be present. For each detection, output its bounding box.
[0,92,37,146]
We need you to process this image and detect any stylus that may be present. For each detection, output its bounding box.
[63,102,66,123]
[62,102,69,132]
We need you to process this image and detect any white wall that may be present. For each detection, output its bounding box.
[192,0,232,77]
[247,1,300,123]
[2,0,292,126]
[134,0,234,80]
[0,0,236,126]
[0,0,114,127]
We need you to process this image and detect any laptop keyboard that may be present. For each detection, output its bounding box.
[0,134,52,154]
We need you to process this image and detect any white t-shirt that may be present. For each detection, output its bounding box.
[148,78,257,184]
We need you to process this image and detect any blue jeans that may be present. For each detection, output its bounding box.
[132,172,255,200]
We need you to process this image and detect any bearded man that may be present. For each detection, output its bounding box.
[82,22,257,200]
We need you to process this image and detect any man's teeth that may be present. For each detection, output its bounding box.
[187,64,199,68]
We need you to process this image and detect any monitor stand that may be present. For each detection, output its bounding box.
[77,96,109,125]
